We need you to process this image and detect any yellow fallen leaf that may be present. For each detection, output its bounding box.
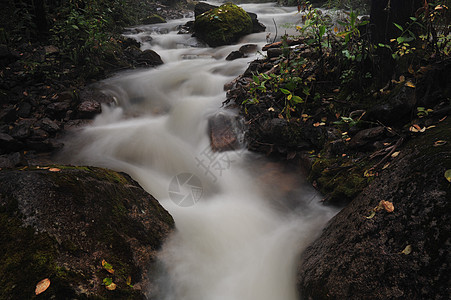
[405,81,415,88]
[105,282,117,291]
[49,168,61,172]
[391,151,400,158]
[401,245,412,255]
[382,163,390,169]
[35,278,51,295]
[126,275,132,286]
[445,169,451,183]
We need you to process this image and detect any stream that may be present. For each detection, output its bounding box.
[63,2,337,299]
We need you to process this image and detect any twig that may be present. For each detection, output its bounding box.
[272,18,278,44]
[370,137,404,170]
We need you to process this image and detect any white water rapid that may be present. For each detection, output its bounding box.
[62,2,337,299]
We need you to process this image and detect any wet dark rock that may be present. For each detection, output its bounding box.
[0,105,18,123]
[46,101,71,119]
[40,117,60,133]
[226,50,244,61]
[248,12,266,33]
[267,47,283,58]
[239,44,258,54]
[298,119,451,299]
[30,128,50,141]
[367,86,416,125]
[194,2,217,17]
[349,126,385,149]
[0,132,21,153]
[142,14,167,25]
[0,166,174,299]
[77,100,102,119]
[17,101,32,118]
[10,119,33,140]
[138,49,164,66]
[247,118,326,154]
[0,152,26,169]
[26,139,56,152]
[63,119,93,131]
[208,113,243,152]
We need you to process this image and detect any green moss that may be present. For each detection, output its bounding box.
[0,199,78,299]
[308,156,369,205]
[141,14,166,25]
[194,3,253,47]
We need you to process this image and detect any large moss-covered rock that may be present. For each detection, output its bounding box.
[193,3,253,47]
[0,166,174,299]
[297,119,451,299]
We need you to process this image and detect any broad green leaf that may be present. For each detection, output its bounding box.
[103,278,113,286]
[292,96,303,103]
[394,23,403,31]
[280,88,291,95]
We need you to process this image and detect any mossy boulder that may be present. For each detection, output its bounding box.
[0,166,174,299]
[193,3,253,47]
[141,14,167,25]
[298,118,451,299]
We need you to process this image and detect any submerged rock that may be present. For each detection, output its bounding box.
[298,119,451,299]
[0,166,174,299]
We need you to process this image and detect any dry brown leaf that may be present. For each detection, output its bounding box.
[35,278,51,295]
[49,168,61,172]
[391,151,400,158]
[380,200,394,212]
[105,282,117,291]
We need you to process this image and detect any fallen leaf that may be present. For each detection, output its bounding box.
[333,88,340,93]
[365,211,376,219]
[102,259,115,274]
[35,278,51,295]
[126,275,132,286]
[391,151,400,158]
[382,163,390,169]
[426,125,436,130]
[408,64,415,74]
[409,125,425,133]
[49,168,61,172]
[380,200,394,212]
[267,107,275,112]
[103,277,113,285]
[445,169,451,183]
[433,140,447,147]
[399,75,405,82]
[105,282,117,291]
[401,245,412,255]
[405,81,415,88]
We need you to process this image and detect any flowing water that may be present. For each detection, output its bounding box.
[62,2,337,299]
